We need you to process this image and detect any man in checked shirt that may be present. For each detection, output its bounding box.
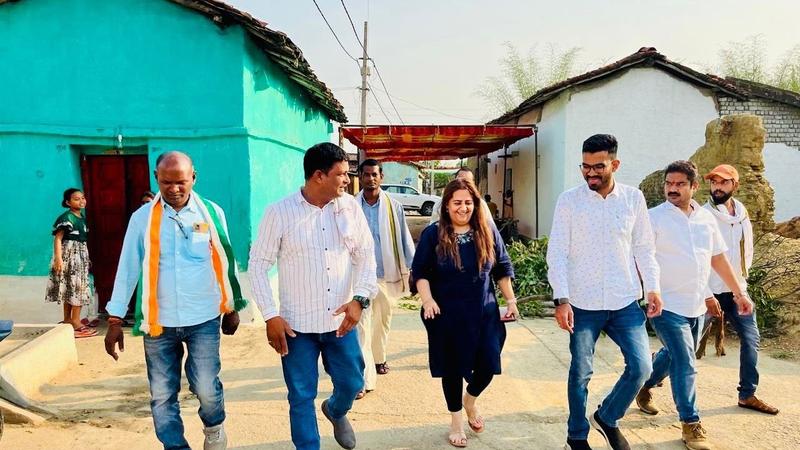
[249,143,377,450]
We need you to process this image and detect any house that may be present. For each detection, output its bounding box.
[486,47,800,238]
[382,161,424,191]
[0,0,346,310]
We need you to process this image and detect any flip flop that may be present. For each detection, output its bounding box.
[81,318,100,328]
[448,430,467,448]
[466,414,484,433]
[74,326,98,338]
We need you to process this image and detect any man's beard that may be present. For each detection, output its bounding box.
[710,190,732,205]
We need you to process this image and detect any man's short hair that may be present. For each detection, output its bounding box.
[304,143,349,180]
[455,167,474,177]
[358,159,382,174]
[664,160,699,184]
[582,134,618,157]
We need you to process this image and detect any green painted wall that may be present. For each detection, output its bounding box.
[242,38,333,252]
[0,0,244,129]
[0,0,337,275]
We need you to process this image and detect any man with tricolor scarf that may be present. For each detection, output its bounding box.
[354,159,415,398]
[105,151,246,450]
[703,164,779,415]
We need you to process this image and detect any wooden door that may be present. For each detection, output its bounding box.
[81,154,150,312]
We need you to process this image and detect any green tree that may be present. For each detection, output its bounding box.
[476,42,581,115]
[718,35,800,93]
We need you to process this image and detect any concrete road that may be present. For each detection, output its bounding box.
[3,309,798,449]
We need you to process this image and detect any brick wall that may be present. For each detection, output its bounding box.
[718,96,800,149]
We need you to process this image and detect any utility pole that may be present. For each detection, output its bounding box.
[358,21,370,163]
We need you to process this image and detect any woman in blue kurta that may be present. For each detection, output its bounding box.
[412,179,519,448]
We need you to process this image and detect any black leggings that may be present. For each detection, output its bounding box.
[441,368,495,412]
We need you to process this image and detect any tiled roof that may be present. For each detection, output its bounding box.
[725,77,800,109]
[490,47,749,124]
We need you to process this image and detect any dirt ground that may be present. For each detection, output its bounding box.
[3,309,799,449]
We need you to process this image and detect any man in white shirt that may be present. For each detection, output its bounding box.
[702,164,778,415]
[249,143,378,450]
[635,160,754,450]
[547,134,663,450]
[429,167,493,223]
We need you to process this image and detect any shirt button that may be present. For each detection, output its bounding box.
[325,248,328,251]
[327,288,331,292]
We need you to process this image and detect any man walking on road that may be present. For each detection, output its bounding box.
[702,164,778,415]
[104,151,246,450]
[354,159,415,398]
[249,143,377,450]
[546,134,663,450]
[634,160,755,450]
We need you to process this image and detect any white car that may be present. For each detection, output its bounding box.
[382,184,441,216]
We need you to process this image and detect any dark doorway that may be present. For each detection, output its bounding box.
[80,152,150,312]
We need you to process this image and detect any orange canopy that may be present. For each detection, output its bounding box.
[340,125,534,161]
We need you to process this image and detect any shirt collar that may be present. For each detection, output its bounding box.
[296,189,335,208]
[162,194,196,214]
[581,180,620,198]
[663,199,702,217]
[360,192,381,208]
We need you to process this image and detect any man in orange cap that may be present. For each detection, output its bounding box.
[702,164,778,415]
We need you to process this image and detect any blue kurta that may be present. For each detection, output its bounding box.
[412,223,514,379]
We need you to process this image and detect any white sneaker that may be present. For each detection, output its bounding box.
[203,423,228,450]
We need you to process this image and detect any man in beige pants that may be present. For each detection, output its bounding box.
[355,159,416,398]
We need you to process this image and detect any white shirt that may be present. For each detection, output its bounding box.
[649,200,728,317]
[546,182,660,311]
[249,191,378,333]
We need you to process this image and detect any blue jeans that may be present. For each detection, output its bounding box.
[716,292,760,399]
[643,310,703,423]
[143,317,225,450]
[568,301,652,440]
[281,330,364,450]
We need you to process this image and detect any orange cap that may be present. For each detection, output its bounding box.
[704,164,739,183]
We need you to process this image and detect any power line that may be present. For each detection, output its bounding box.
[311,0,395,126]
[339,0,364,49]
[369,60,405,124]
[311,0,358,62]
[370,86,483,122]
[367,81,393,124]
[339,0,405,124]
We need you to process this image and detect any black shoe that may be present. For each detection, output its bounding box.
[565,438,593,450]
[590,410,630,450]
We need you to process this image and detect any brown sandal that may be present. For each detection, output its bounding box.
[376,362,389,375]
[74,326,98,338]
[738,396,779,415]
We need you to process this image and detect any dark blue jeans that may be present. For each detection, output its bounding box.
[568,301,652,440]
[281,330,364,450]
[143,317,225,450]
[644,310,703,423]
[716,292,760,399]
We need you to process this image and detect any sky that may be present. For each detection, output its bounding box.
[229,0,800,125]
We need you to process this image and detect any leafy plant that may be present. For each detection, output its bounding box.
[498,237,552,318]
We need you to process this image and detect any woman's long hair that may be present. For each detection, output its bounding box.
[436,179,495,271]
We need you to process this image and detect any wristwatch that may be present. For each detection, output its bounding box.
[353,295,370,309]
[553,297,570,308]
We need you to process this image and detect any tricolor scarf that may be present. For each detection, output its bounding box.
[134,192,247,337]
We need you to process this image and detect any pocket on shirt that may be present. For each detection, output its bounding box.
[187,232,212,260]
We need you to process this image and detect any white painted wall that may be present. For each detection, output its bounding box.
[490,67,722,237]
[764,143,800,222]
